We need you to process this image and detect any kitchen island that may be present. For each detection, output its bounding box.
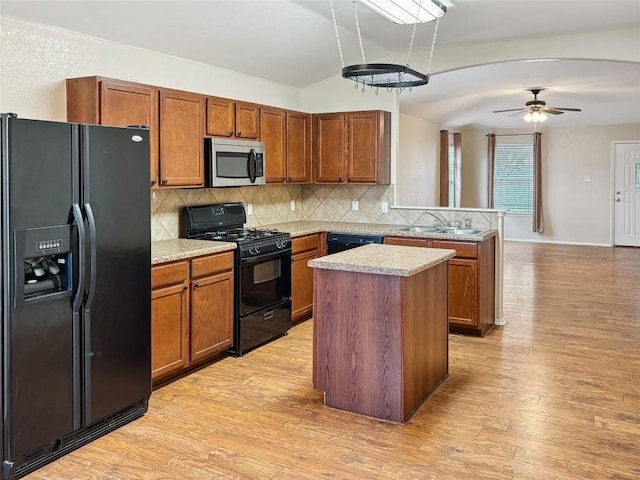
[309,244,455,423]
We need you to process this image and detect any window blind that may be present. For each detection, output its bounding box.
[493,144,533,213]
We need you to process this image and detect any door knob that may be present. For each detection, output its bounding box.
[616,191,621,195]
[616,199,621,202]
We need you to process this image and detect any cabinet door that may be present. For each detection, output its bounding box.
[151,283,189,380]
[286,111,311,183]
[292,249,317,323]
[314,113,346,183]
[100,81,160,187]
[347,111,379,183]
[235,102,260,139]
[448,258,478,327]
[261,106,287,183]
[159,89,205,186]
[206,96,235,137]
[190,270,234,362]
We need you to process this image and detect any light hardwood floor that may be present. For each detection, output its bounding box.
[26,242,640,480]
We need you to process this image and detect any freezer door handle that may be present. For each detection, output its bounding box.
[72,203,86,314]
[84,202,97,309]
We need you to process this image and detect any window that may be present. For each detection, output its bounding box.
[448,144,454,207]
[493,144,533,213]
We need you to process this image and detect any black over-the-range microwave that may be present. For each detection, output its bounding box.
[205,137,265,187]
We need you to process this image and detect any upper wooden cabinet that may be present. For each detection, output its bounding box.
[159,89,205,187]
[313,110,390,185]
[206,96,260,139]
[66,76,205,188]
[261,107,311,184]
[66,77,160,187]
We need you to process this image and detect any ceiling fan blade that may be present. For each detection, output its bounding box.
[543,109,564,115]
[508,111,525,117]
[492,108,526,113]
[548,107,582,112]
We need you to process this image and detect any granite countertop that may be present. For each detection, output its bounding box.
[263,220,497,241]
[151,239,236,265]
[151,221,496,265]
[308,244,456,277]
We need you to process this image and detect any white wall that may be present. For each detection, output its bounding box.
[461,124,640,245]
[0,16,302,121]
[396,114,439,206]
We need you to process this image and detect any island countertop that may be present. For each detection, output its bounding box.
[308,244,456,277]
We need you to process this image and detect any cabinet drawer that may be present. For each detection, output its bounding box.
[191,251,234,279]
[292,234,321,254]
[152,261,189,289]
[384,236,429,248]
[431,240,478,259]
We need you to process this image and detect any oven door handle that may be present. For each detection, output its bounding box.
[248,148,257,184]
[240,249,292,266]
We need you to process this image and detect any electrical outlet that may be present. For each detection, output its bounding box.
[247,203,253,216]
[381,201,389,213]
[290,199,296,211]
[352,200,359,211]
[584,175,591,182]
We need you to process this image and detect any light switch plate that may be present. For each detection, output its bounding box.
[247,203,253,216]
[352,200,359,211]
[584,175,591,182]
[290,199,296,211]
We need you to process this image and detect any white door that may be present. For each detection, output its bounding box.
[614,142,640,247]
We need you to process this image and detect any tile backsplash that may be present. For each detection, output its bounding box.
[151,184,498,241]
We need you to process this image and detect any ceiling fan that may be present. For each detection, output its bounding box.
[492,88,582,123]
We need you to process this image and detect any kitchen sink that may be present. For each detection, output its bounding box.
[401,226,443,233]
[447,229,483,235]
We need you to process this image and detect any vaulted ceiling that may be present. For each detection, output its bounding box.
[2,0,639,128]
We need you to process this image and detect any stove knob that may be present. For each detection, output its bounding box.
[255,244,261,254]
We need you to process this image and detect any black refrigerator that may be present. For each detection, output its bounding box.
[0,114,151,479]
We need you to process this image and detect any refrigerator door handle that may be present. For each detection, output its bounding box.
[84,202,97,309]
[72,203,86,314]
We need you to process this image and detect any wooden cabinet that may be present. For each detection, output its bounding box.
[159,89,205,187]
[66,76,205,188]
[431,238,495,336]
[262,108,311,184]
[384,236,429,248]
[383,235,496,336]
[206,96,260,139]
[313,110,390,185]
[66,77,160,187]
[190,253,234,361]
[291,233,324,323]
[151,261,190,380]
[151,251,234,386]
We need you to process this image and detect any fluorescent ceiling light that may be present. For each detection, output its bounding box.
[360,0,447,24]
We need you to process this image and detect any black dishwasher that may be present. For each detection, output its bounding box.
[326,232,384,254]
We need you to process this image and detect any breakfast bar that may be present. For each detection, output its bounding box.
[309,244,456,423]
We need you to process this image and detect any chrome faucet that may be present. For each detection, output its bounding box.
[423,210,448,227]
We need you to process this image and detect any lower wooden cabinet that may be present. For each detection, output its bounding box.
[383,235,495,336]
[291,233,324,323]
[151,251,234,385]
[151,261,190,379]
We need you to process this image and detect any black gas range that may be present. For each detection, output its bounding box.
[180,203,291,356]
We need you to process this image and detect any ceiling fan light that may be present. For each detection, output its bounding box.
[523,112,533,123]
[359,0,447,24]
[539,112,548,122]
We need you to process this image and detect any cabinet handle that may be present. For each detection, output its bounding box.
[150,179,157,186]
[183,284,188,290]
[161,179,168,185]
[347,176,352,181]
[229,130,234,135]
[194,282,199,288]
[338,177,343,182]
[237,132,242,136]
[287,177,292,182]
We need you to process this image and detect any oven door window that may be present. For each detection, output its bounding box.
[239,255,291,316]
[216,152,249,178]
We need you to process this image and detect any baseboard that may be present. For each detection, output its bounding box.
[504,238,611,247]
